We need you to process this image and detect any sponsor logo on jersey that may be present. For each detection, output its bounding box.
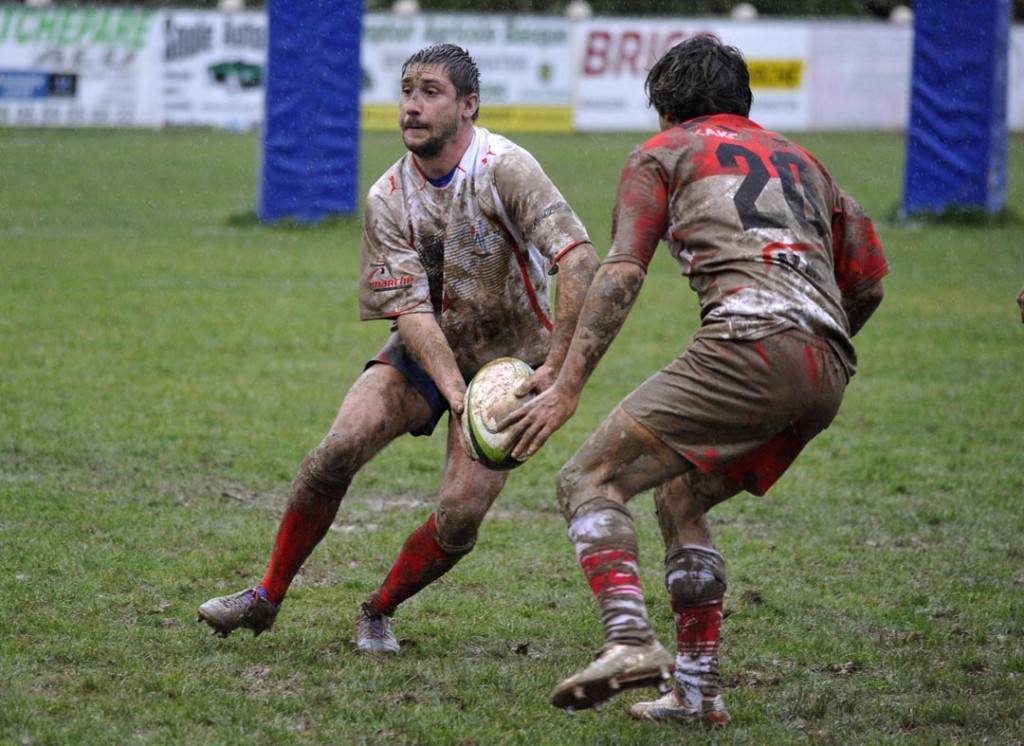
[367,262,415,292]
[763,242,821,280]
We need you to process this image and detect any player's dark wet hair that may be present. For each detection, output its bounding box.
[402,43,481,121]
[645,35,753,124]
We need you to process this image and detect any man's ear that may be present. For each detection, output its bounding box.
[462,93,480,120]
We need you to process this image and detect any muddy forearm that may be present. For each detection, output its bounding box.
[395,313,466,410]
[559,261,645,391]
[544,243,601,373]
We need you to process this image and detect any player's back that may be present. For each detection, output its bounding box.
[639,113,853,354]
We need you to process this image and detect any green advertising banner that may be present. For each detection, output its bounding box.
[0,6,161,127]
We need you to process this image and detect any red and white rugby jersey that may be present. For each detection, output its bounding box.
[605,113,889,376]
[359,127,590,379]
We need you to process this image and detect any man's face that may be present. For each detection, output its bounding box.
[399,63,472,158]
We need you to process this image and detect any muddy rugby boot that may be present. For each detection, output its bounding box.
[355,606,400,654]
[550,640,675,711]
[629,690,732,726]
[197,588,279,638]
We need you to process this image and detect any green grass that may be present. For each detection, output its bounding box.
[1,127,1023,745]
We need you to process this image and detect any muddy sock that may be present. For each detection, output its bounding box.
[568,499,654,646]
[665,544,726,707]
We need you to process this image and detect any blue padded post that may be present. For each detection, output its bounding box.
[258,0,363,222]
[901,0,1010,216]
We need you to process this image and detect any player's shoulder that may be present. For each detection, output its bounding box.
[477,127,518,153]
[633,116,717,165]
[470,128,546,193]
[474,128,539,167]
[367,154,415,200]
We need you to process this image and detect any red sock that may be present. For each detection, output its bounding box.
[259,491,342,605]
[364,513,468,617]
[567,503,653,644]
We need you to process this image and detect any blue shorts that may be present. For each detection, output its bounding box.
[367,332,448,437]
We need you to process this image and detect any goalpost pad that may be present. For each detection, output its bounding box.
[901,0,1010,217]
[258,0,363,223]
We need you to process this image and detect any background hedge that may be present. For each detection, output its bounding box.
[35,0,1024,21]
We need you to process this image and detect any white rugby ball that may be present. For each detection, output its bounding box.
[461,357,535,470]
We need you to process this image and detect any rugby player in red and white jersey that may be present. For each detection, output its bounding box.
[503,35,889,725]
[198,44,599,652]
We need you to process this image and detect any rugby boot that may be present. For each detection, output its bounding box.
[629,690,732,727]
[197,588,279,638]
[550,640,675,711]
[355,606,400,654]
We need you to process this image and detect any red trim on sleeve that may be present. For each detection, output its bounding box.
[381,297,433,319]
[602,252,649,271]
[552,239,587,266]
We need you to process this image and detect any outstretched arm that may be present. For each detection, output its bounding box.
[501,143,665,459]
[503,259,647,460]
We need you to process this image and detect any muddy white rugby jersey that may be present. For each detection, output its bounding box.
[359,127,590,379]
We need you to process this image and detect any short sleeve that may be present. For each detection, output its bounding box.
[603,147,670,271]
[358,189,433,321]
[831,188,890,296]
[490,146,590,264]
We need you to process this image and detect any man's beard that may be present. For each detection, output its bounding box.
[404,116,460,158]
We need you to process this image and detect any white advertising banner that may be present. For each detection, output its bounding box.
[809,22,913,130]
[0,10,1021,133]
[161,10,266,130]
[360,11,574,129]
[573,19,811,132]
[362,13,573,106]
[1011,27,1024,131]
[0,6,161,127]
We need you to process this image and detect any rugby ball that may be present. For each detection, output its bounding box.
[461,357,535,470]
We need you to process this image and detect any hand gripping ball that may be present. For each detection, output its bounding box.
[461,357,535,470]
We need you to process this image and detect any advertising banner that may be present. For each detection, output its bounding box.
[162,10,266,130]
[0,6,161,127]
[572,18,810,133]
[1011,26,1024,130]
[808,22,913,131]
[361,12,574,132]
[0,10,1021,133]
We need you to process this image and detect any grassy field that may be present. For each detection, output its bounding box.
[1,126,1022,746]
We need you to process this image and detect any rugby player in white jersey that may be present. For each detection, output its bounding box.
[197,44,599,653]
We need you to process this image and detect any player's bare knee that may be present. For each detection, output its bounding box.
[664,544,727,605]
[298,431,363,498]
[555,460,591,520]
[434,501,482,553]
[557,465,632,532]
